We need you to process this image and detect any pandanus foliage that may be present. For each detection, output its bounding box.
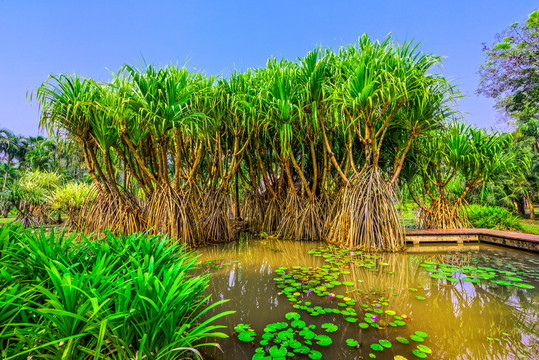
[0,225,232,359]
[404,123,526,229]
[9,170,63,226]
[35,35,455,250]
[48,182,95,228]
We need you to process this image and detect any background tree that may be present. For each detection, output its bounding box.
[478,9,539,218]
[0,128,27,191]
[403,123,525,229]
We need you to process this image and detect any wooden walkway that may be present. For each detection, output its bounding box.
[405,228,539,252]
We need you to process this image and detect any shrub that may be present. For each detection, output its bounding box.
[10,170,63,226]
[0,225,232,359]
[48,182,95,228]
[463,204,523,231]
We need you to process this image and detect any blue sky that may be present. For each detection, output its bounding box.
[0,0,537,136]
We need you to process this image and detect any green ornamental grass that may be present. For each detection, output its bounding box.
[0,224,232,359]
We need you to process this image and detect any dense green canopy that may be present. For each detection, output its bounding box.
[36,35,456,250]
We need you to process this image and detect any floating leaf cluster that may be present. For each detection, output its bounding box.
[419,260,536,289]
[234,313,329,360]
[232,246,438,359]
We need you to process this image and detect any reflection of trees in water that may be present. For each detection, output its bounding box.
[198,241,538,360]
[198,238,324,360]
[404,251,538,360]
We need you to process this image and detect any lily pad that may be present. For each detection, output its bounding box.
[238,331,256,342]
[346,338,359,347]
[417,345,432,354]
[321,323,338,333]
[234,323,252,333]
[379,339,392,348]
[314,334,332,346]
[396,337,409,344]
[514,283,535,289]
[294,346,310,354]
[412,349,427,358]
[285,312,301,321]
[291,320,306,329]
[370,343,384,351]
[269,345,287,357]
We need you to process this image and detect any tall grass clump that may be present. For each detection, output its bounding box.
[463,204,523,231]
[0,224,233,359]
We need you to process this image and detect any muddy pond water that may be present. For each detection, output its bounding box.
[197,238,538,360]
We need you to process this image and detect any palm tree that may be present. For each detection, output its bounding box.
[0,128,27,191]
[34,35,462,250]
[405,123,526,228]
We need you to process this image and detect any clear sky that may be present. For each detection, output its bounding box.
[0,0,537,136]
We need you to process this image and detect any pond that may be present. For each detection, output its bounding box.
[197,238,539,360]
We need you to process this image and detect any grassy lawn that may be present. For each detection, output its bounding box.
[520,219,539,235]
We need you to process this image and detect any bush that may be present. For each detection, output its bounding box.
[0,225,232,359]
[463,204,523,231]
[10,170,63,226]
[48,182,95,228]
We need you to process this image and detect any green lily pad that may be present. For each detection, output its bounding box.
[321,323,338,333]
[234,323,252,333]
[396,336,409,344]
[269,345,287,357]
[314,334,332,346]
[238,331,256,342]
[410,335,425,342]
[379,339,392,348]
[252,352,266,360]
[309,350,322,360]
[285,312,301,320]
[291,320,306,329]
[415,331,428,338]
[412,349,427,358]
[417,345,432,354]
[346,338,359,347]
[294,346,310,354]
[370,343,384,351]
[514,283,535,289]
[492,280,512,286]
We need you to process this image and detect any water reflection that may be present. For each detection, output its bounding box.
[198,239,538,360]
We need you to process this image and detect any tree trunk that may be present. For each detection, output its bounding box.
[2,157,12,191]
[235,171,241,220]
[526,192,535,220]
[516,197,525,215]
